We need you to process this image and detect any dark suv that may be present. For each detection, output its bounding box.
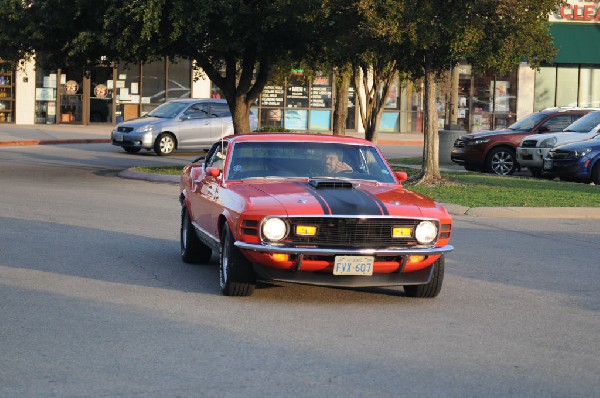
[450,108,592,175]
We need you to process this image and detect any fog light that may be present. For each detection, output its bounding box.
[296,225,317,236]
[392,227,412,238]
[272,253,289,262]
[407,255,426,263]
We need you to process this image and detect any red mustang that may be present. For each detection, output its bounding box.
[179,133,453,297]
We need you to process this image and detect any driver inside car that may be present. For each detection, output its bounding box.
[324,150,353,173]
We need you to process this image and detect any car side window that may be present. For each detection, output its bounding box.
[184,104,209,118]
[209,103,231,118]
[541,115,575,132]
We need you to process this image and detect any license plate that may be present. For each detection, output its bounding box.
[543,159,552,170]
[114,134,124,142]
[333,256,374,276]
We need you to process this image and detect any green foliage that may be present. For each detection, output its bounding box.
[254,126,291,133]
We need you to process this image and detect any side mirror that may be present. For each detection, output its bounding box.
[180,114,192,121]
[395,171,408,183]
[206,167,221,178]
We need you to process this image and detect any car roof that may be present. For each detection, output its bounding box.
[540,107,600,114]
[226,133,375,146]
[167,98,227,104]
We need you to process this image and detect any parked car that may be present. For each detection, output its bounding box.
[111,99,258,155]
[517,110,600,176]
[179,133,454,297]
[451,108,591,175]
[542,136,600,184]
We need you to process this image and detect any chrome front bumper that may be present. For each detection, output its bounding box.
[235,242,454,256]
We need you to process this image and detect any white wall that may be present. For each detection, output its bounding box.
[191,66,211,98]
[15,59,36,124]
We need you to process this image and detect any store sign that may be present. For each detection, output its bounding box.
[94,84,108,98]
[551,1,600,23]
[64,80,79,94]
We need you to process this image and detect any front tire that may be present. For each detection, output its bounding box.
[487,147,517,176]
[220,223,255,296]
[154,133,176,156]
[181,207,212,264]
[592,163,600,185]
[404,256,445,298]
[529,167,543,178]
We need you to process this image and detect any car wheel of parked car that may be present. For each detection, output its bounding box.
[123,146,141,154]
[180,206,212,264]
[220,222,256,296]
[403,256,444,298]
[154,133,176,156]
[592,163,600,185]
[487,147,517,176]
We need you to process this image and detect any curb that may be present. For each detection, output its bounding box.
[0,139,110,147]
[117,168,600,219]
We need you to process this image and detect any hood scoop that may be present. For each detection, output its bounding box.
[309,179,354,189]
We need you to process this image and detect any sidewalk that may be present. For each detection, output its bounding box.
[0,123,111,146]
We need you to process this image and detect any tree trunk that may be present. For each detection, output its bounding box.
[332,67,351,135]
[419,67,442,182]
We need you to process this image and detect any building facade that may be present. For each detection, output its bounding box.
[3,1,600,135]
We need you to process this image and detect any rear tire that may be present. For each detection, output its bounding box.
[404,256,444,298]
[154,133,175,156]
[220,223,256,296]
[181,207,212,264]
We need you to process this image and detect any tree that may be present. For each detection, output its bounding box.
[0,0,35,67]
[387,0,563,183]
[102,0,322,133]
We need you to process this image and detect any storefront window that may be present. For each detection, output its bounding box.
[534,67,557,111]
[346,86,356,130]
[167,58,191,100]
[579,67,600,108]
[0,63,15,123]
[90,66,114,123]
[286,73,309,108]
[34,67,58,124]
[141,59,166,114]
[556,66,579,107]
[116,63,141,122]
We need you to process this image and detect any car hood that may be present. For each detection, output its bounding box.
[523,131,598,146]
[460,129,516,140]
[119,116,169,127]
[552,137,600,151]
[228,179,447,218]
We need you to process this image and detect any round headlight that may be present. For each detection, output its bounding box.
[415,221,438,245]
[262,218,288,241]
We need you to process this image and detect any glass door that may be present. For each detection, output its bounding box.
[59,68,83,124]
[90,66,114,123]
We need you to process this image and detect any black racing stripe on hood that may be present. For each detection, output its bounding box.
[361,190,389,215]
[300,183,331,215]
[305,184,384,215]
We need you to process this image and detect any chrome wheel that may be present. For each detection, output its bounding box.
[488,148,516,176]
[154,133,175,155]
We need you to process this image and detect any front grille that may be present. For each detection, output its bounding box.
[522,140,537,148]
[283,217,427,248]
[117,126,134,133]
[547,151,571,160]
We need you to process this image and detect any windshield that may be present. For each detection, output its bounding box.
[508,112,547,130]
[564,111,600,133]
[227,141,397,183]
[147,102,189,118]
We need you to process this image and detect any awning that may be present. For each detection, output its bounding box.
[550,23,600,64]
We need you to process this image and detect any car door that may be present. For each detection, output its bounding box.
[190,142,228,240]
[176,103,216,149]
